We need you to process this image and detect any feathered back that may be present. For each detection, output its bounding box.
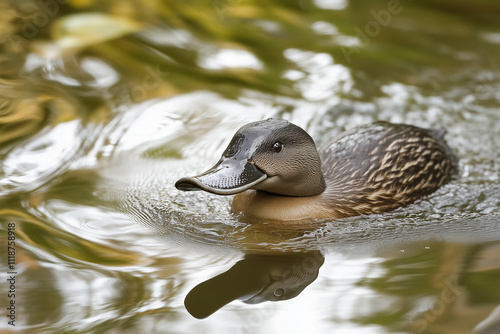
[320,122,459,216]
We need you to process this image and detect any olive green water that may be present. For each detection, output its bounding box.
[1,0,500,333]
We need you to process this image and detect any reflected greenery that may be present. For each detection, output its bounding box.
[1,209,142,266]
[355,241,500,333]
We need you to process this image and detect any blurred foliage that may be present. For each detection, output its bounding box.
[0,209,143,265]
[2,0,500,146]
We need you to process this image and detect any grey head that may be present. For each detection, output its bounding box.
[175,118,326,197]
[184,251,324,319]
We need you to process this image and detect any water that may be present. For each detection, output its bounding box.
[1,0,500,333]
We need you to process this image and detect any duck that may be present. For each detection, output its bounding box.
[184,251,324,318]
[175,118,459,222]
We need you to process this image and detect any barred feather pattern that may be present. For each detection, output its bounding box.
[319,122,459,218]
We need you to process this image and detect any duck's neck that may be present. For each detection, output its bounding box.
[231,189,339,223]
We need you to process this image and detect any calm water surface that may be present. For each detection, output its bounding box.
[1,1,500,333]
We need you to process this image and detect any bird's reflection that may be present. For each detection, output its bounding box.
[185,251,324,319]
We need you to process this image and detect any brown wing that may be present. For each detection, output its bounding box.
[320,122,459,216]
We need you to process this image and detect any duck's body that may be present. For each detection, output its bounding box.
[176,119,458,223]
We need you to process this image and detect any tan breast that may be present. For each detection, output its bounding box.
[231,190,338,223]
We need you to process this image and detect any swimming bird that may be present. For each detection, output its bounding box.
[175,119,459,222]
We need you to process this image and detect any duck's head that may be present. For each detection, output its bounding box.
[175,118,326,197]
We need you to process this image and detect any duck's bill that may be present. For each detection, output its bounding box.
[184,259,270,319]
[175,158,267,195]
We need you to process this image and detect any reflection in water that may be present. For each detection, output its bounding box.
[185,251,324,319]
[356,241,500,334]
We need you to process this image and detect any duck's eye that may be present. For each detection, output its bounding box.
[273,288,285,297]
[272,142,283,153]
